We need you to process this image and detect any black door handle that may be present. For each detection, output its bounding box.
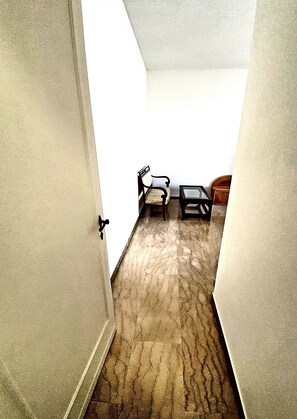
[98,215,109,239]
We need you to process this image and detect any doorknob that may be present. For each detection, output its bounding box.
[98,215,109,240]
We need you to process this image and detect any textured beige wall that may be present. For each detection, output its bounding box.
[213,1,297,418]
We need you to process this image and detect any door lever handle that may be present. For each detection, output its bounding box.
[98,215,109,239]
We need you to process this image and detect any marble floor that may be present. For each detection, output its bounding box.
[84,201,241,418]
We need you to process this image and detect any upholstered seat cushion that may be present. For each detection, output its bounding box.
[145,187,171,205]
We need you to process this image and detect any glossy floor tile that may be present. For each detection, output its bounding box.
[85,201,240,418]
[120,341,183,418]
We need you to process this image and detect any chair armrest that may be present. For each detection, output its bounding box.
[151,175,170,187]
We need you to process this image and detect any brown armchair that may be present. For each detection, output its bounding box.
[210,175,232,205]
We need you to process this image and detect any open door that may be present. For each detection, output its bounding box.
[0,1,115,417]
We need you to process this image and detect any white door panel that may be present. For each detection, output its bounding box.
[0,1,114,417]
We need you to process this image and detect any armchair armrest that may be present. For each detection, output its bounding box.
[151,174,170,187]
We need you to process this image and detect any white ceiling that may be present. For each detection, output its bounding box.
[123,0,257,70]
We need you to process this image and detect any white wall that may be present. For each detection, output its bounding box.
[213,1,297,418]
[81,0,147,274]
[147,70,247,195]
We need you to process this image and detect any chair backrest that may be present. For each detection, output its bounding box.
[211,175,232,193]
[138,165,152,194]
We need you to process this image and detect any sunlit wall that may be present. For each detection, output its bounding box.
[81,0,147,274]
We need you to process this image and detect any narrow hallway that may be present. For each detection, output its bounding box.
[85,201,240,418]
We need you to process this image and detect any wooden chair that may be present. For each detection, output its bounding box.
[138,165,171,220]
[210,175,232,205]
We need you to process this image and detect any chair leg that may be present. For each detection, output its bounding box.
[162,203,166,221]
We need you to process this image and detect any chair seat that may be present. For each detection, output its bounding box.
[145,187,171,205]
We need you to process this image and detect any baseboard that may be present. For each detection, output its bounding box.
[110,216,140,283]
[211,294,246,419]
[64,319,116,419]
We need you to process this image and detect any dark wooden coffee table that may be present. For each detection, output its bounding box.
[179,185,213,220]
